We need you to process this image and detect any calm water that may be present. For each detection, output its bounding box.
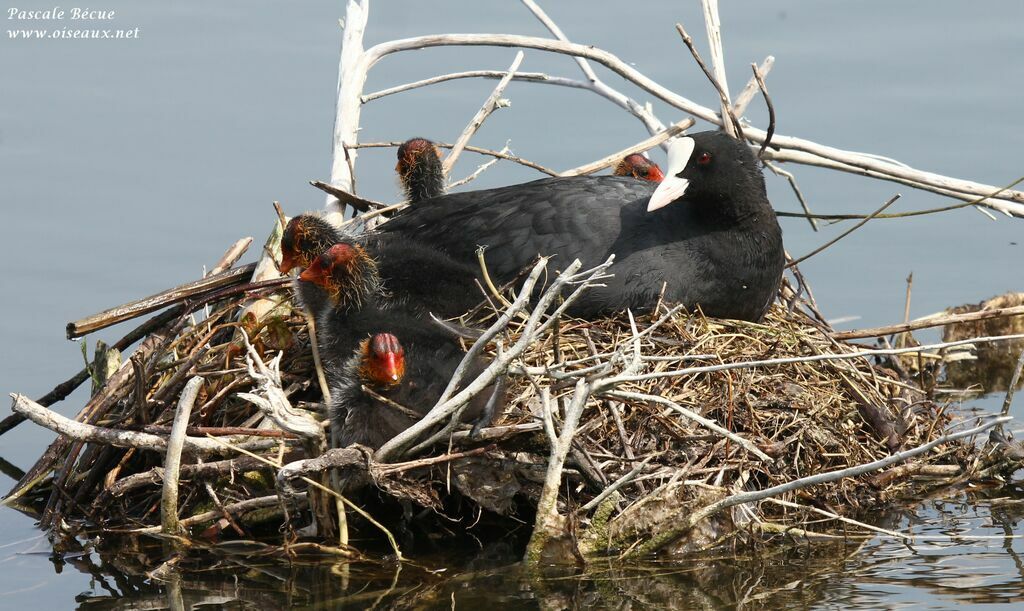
[2,1,1023,608]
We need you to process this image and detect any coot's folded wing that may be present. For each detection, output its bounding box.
[377,176,654,277]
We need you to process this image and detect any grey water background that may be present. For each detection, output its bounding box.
[1,0,1022,607]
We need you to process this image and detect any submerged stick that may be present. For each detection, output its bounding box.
[66,263,257,339]
[161,376,203,536]
[525,379,590,565]
[621,415,1011,558]
[132,493,304,535]
[999,347,1024,423]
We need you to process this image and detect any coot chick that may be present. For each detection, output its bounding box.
[614,153,664,182]
[299,242,485,380]
[330,328,501,450]
[283,214,483,319]
[279,214,344,275]
[397,137,445,204]
[375,131,784,321]
[297,243,385,371]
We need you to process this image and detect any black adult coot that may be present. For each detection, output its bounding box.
[329,331,500,450]
[375,131,784,321]
[397,137,445,204]
[613,153,665,182]
[281,214,483,319]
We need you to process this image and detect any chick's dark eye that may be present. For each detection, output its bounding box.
[697,152,712,165]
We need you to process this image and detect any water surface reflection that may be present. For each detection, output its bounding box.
[45,493,1024,609]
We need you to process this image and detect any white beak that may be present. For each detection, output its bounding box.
[647,137,694,212]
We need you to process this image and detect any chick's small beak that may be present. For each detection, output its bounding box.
[384,352,401,381]
[647,165,665,183]
[279,252,296,274]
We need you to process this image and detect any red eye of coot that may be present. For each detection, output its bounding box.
[697,152,712,165]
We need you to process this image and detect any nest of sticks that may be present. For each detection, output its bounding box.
[6,235,1023,566]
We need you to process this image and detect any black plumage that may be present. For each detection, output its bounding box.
[282,214,483,320]
[376,131,784,321]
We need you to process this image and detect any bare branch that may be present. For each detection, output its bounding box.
[8,393,280,455]
[559,118,695,177]
[207,238,253,277]
[310,180,386,211]
[765,160,817,231]
[833,305,1024,341]
[355,140,557,176]
[363,69,551,102]
[609,333,1024,386]
[448,143,508,189]
[699,0,735,136]
[442,51,525,176]
[349,33,1024,213]
[161,376,203,535]
[376,256,616,461]
[786,194,901,268]
[580,456,653,513]
[525,379,590,564]
[751,62,775,158]
[236,331,323,441]
[520,0,668,143]
[675,21,743,140]
[326,0,371,215]
[732,56,774,117]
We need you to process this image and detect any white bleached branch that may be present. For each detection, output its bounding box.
[559,118,695,177]
[343,32,1023,215]
[442,51,525,176]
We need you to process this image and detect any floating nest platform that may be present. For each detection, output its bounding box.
[5,251,1021,565]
